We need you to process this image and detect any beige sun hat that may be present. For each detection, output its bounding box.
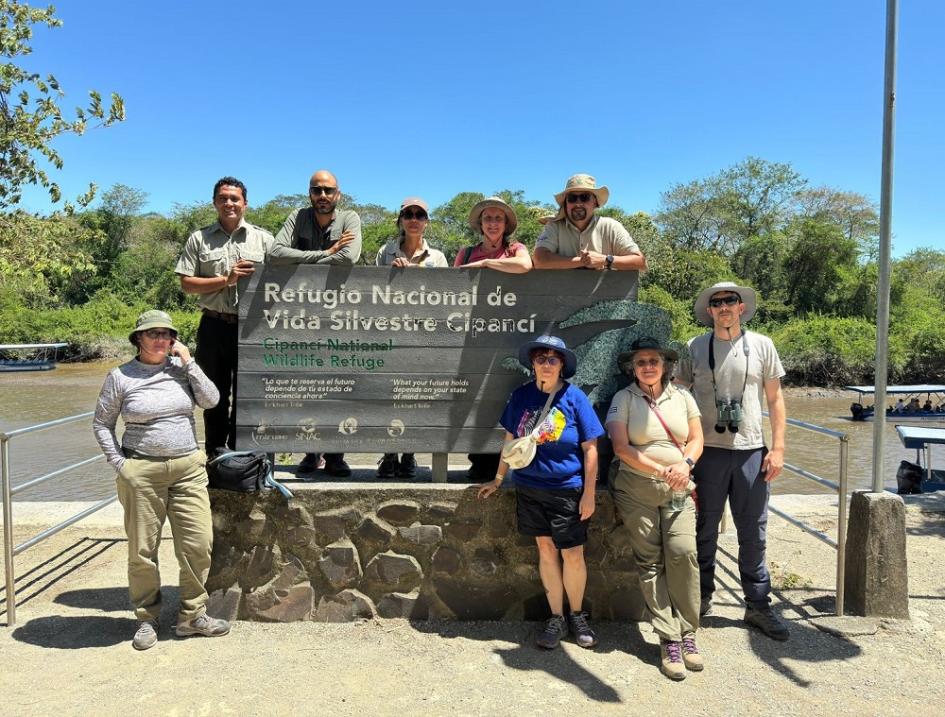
[467,196,518,235]
[128,309,178,344]
[550,173,609,221]
[694,281,758,327]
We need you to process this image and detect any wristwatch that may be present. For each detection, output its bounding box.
[605,255,614,270]
[685,457,696,469]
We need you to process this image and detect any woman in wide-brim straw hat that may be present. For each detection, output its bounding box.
[478,335,605,651]
[454,196,532,273]
[605,336,704,681]
[92,309,231,650]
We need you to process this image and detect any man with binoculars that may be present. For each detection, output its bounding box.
[676,282,788,641]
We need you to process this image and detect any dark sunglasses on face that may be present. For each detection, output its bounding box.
[709,295,740,308]
[566,192,593,204]
[142,329,174,340]
[533,355,561,366]
[401,209,428,221]
[309,186,337,196]
[634,358,661,368]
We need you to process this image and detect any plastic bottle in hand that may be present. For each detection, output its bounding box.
[671,481,696,512]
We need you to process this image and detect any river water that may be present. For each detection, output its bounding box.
[1,363,941,501]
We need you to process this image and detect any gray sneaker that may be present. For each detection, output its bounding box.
[535,614,568,649]
[132,619,159,651]
[175,613,231,638]
[568,611,599,648]
[744,605,789,641]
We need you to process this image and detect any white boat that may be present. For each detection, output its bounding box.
[0,343,69,372]
[895,425,945,493]
[845,384,945,422]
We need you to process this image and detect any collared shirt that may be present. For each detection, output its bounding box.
[174,219,275,314]
[375,237,448,268]
[535,214,641,258]
[273,207,362,265]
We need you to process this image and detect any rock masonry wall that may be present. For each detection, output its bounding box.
[207,485,646,623]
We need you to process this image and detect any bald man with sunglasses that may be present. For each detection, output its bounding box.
[532,174,647,272]
[274,169,363,477]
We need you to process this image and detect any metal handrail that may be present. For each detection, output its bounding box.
[764,412,849,616]
[2,412,116,627]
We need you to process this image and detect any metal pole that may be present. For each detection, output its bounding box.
[1,438,16,626]
[836,437,850,617]
[871,0,898,493]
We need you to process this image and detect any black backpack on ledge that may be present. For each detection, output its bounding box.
[207,450,293,499]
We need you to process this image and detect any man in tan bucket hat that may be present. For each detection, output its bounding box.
[533,173,647,272]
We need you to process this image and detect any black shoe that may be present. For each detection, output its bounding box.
[700,596,713,617]
[568,611,598,649]
[536,614,567,649]
[744,605,789,641]
[398,453,417,480]
[377,454,398,479]
[297,453,323,474]
[323,455,352,477]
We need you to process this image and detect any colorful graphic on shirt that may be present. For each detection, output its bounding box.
[517,407,567,445]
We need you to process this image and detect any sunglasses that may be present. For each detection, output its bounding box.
[708,295,741,308]
[533,355,562,366]
[566,192,594,204]
[142,329,174,339]
[634,358,662,368]
[401,209,428,220]
[309,186,337,196]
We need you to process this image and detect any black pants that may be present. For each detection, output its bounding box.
[195,313,238,452]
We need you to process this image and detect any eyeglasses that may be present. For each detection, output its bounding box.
[142,329,174,340]
[566,192,593,204]
[533,355,561,366]
[634,358,662,368]
[401,209,428,221]
[309,186,337,196]
[708,295,740,308]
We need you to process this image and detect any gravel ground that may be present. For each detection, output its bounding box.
[1,493,943,717]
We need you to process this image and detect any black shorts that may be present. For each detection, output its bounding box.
[515,485,588,549]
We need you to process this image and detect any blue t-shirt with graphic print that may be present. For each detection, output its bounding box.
[499,381,605,490]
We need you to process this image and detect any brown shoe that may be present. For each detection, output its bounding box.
[681,632,704,671]
[660,640,686,681]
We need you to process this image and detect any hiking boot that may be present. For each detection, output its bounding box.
[744,605,789,641]
[659,640,686,681]
[398,453,417,480]
[323,455,352,478]
[132,619,159,651]
[297,453,323,475]
[700,596,713,617]
[568,611,598,648]
[377,454,398,479]
[535,614,568,649]
[175,613,231,639]
[681,632,704,671]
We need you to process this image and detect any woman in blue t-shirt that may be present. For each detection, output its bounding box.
[478,335,604,650]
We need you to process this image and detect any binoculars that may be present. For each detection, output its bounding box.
[715,399,743,433]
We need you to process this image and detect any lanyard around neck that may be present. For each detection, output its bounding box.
[708,331,750,402]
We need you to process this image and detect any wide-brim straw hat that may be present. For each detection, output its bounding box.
[129,309,178,343]
[467,196,518,235]
[694,281,757,327]
[551,173,610,221]
[518,335,577,379]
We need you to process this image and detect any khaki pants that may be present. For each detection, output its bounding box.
[612,466,700,641]
[116,450,212,621]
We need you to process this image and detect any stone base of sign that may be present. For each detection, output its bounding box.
[206,484,647,623]
[843,490,910,619]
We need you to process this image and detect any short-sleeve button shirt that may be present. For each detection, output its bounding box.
[535,215,640,258]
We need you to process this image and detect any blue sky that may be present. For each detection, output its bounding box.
[18,1,943,256]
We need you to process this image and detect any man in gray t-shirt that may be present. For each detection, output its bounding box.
[676,281,789,641]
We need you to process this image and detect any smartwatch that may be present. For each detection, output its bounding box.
[605,254,614,270]
[685,457,696,469]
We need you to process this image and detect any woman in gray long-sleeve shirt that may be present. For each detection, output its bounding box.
[93,309,230,650]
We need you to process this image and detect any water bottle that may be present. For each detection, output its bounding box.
[671,481,696,512]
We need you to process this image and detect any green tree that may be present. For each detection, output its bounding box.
[782,217,858,313]
[796,187,879,259]
[1,1,125,208]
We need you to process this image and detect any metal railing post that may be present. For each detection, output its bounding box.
[2,436,16,625]
[836,436,849,617]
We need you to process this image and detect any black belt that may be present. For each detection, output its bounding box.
[202,308,238,324]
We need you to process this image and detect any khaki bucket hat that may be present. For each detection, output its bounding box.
[128,309,178,343]
[551,174,609,221]
[467,196,518,235]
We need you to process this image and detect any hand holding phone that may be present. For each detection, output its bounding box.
[168,339,192,365]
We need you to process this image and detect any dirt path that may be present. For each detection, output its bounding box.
[2,494,943,717]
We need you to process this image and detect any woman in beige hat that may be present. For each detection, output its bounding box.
[454,196,531,273]
[93,310,230,650]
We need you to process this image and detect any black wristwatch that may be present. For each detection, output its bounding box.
[685,457,696,469]
[605,254,614,270]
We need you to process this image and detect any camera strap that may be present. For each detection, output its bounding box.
[708,331,750,405]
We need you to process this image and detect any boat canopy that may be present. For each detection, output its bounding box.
[845,384,945,395]
[896,425,945,449]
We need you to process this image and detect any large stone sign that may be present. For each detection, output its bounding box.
[236,265,672,453]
